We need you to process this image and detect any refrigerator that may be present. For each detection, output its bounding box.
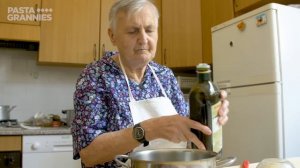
[211,3,300,164]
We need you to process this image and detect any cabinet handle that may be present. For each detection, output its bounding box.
[101,43,106,59]
[163,48,167,65]
[34,4,38,22]
[93,44,97,61]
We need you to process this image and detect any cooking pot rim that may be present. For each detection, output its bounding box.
[115,149,236,168]
[128,148,217,162]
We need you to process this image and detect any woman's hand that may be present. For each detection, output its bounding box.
[141,115,211,150]
[218,90,229,125]
[141,90,229,150]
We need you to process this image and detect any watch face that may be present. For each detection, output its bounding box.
[135,127,144,140]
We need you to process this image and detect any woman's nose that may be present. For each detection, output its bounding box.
[138,30,148,44]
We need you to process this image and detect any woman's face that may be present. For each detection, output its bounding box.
[109,5,158,68]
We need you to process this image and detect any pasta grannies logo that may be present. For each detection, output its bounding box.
[7,7,52,22]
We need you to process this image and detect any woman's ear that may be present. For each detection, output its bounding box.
[108,28,116,45]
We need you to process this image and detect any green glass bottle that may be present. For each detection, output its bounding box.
[189,63,222,157]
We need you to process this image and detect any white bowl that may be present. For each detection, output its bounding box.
[256,158,295,168]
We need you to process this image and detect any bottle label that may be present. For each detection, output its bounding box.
[211,101,222,153]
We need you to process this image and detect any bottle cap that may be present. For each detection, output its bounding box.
[196,63,211,73]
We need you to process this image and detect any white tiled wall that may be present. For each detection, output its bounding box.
[0,48,83,121]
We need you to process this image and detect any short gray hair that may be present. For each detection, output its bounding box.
[109,0,159,31]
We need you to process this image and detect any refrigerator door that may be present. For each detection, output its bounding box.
[212,9,281,88]
[223,83,283,164]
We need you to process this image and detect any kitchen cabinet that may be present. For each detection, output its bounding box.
[234,0,262,13]
[152,0,162,64]
[0,0,41,41]
[0,0,233,66]
[0,136,22,167]
[161,0,202,68]
[100,0,117,57]
[40,0,231,66]
[0,135,22,151]
[201,0,234,64]
[0,0,41,25]
[234,0,300,15]
[39,0,100,64]
[39,0,162,65]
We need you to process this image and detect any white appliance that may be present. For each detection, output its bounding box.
[212,3,300,164]
[23,135,81,168]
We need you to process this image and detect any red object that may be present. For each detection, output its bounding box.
[242,160,250,168]
[52,121,61,127]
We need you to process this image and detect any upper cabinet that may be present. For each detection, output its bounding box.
[0,0,41,41]
[0,0,234,67]
[100,0,117,56]
[161,0,202,68]
[39,0,100,64]
[234,0,260,13]
[152,0,162,65]
[39,0,161,65]
[201,0,234,64]
[0,0,41,25]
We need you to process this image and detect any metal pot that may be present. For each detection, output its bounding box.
[62,109,75,126]
[115,148,236,168]
[0,105,16,120]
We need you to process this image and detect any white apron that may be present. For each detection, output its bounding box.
[119,57,187,151]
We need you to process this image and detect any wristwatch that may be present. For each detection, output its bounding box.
[132,123,149,147]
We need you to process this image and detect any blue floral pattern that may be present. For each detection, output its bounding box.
[72,52,188,168]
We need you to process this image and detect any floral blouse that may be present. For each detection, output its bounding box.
[72,52,188,168]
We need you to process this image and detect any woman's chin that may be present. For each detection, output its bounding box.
[136,53,154,62]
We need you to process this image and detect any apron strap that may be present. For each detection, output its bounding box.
[118,55,168,101]
[148,65,168,97]
[118,56,135,102]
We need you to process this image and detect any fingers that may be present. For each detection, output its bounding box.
[218,90,229,125]
[188,119,212,135]
[219,90,228,99]
[185,132,206,150]
[219,99,229,116]
[219,115,228,125]
[147,115,212,149]
[183,120,208,150]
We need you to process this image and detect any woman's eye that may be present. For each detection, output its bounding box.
[128,30,138,34]
[146,30,154,33]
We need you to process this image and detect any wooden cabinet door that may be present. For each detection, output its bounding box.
[152,0,162,65]
[201,0,234,64]
[100,0,118,57]
[234,0,259,12]
[161,0,202,68]
[39,0,100,64]
[0,136,22,151]
[0,0,41,25]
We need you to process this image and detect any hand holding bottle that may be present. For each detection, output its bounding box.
[189,63,224,156]
[218,90,229,126]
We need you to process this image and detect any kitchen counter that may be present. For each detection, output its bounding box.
[225,157,300,168]
[0,127,71,135]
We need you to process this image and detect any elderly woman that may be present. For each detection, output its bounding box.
[72,0,229,167]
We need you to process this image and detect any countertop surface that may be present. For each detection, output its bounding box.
[225,157,300,168]
[0,126,71,135]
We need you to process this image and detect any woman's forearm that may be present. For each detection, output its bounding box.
[79,127,139,167]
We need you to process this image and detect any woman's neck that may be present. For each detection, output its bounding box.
[113,55,146,84]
